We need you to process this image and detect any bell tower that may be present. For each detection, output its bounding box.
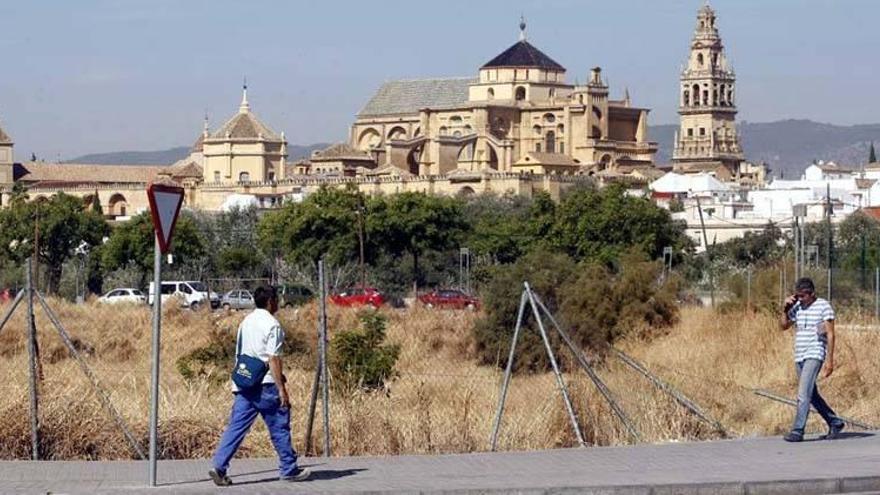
[0,115,13,186]
[672,4,743,175]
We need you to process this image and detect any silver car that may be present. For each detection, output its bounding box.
[221,289,255,310]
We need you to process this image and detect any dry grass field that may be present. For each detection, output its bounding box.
[0,297,877,460]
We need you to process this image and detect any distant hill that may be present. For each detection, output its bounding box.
[651,120,880,178]
[65,143,331,166]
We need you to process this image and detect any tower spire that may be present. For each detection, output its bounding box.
[203,112,210,137]
[239,77,250,113]
[518,15,526,41]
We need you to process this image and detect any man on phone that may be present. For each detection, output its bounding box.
[209,286,311,485]
[778,277,845,442]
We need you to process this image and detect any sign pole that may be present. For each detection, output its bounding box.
[145,182,184,487]
[149,233,162,486]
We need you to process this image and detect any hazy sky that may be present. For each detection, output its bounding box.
[0,0,876,160]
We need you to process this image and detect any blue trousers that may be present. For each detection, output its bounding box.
[791,359,843,435]
[212,384,299,477]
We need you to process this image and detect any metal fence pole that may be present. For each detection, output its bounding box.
[524,283,586,448]
[489,290,528,451]
[875,267,879,320]
[318,260,331,457]
[25,258,40,460]
[0,289,24,336]
[746,266,752,312]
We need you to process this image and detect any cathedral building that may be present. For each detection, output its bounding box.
[350,20,658,178]
[0,19,670,214]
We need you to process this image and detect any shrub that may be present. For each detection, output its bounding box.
[473,250,679,373]
[330,311,400,392]
[472,251,576,373]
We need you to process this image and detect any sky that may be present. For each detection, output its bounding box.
[0,0,877,160]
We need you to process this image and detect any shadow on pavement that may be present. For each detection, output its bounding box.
[801,431,874,443]
[230,468,367,487]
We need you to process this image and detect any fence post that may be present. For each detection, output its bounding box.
[746,266,752,312]
[26,258,40,460]
[318,260,331,457]
[875,267,879,320]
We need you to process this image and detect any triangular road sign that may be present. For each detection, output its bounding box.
[147,183,185,254]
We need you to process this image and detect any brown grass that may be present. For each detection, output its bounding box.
[0,299,877,460]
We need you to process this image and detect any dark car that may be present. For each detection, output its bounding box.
[418,289,480,310]
[330,287,384,308]
[279,284,314,308]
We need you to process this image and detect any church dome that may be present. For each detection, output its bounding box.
[481,40,565,71]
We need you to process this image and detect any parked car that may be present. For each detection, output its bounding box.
[279,284,314,308]
[147,280,220,310]
[98,288,146,305]
[221,289,256,311]
[330,287,384,308]
[418,289,480,310]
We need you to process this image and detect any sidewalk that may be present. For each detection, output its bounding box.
[0,431,878,494]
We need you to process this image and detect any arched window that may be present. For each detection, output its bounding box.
[533,125,542,136]
[702,90,709,105]
[268,172,275,182]
[439,126,448,136]
[592,106,602,121]
[697,53,704,67]
[535,142,541,152]
[692,84,700,105]
[549,88,555,98]
[239,172,250,182]
[683,89,690,106]
[214,171,220,182]
[449,115,463,125]
[719,84,726,105]
[557,124,564,135]
[487,88,494,100]
[545,131,556,153]
[515,86,526,101]
[543,113,555,124]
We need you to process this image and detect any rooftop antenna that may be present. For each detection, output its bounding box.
[519,15,526,41]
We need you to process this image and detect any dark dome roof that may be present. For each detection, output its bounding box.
[481,40,565,71]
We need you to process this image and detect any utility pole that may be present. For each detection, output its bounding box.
[695,196,714,307]
[826,183,833,302]
[356,198,366,289]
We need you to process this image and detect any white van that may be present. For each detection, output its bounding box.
[148,281,219,310]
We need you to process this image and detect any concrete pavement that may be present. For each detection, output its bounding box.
[0,431,879,494]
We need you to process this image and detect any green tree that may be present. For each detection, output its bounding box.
[549,183,691,264]
[257,186,361,268]
[711,222,784,268]
[101,212,207,286]
[368,192,467,289]
[0,193,109,293]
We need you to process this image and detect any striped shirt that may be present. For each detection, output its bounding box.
[787,297,834,362]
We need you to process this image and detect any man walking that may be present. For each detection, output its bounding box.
[779,277,845,442]
[209,286,311,485]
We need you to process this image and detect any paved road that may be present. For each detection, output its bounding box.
[1,432,879,494]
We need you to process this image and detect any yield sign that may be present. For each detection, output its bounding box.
[147,183,185,253]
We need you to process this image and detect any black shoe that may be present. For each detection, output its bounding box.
[822,422,845,440]
[281,467,312,482]
[783,431,803,442]
[209,468,233,486]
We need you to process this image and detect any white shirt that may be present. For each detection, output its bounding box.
[788,297,834,363]
[233,308,284,391]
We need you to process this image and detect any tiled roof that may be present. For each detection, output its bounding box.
[358,78,475,117]
[482,40,565,71]
[311,143,373,162]
[515,152,580,167]
[210,111,281,141]
[167,161,203,178]
[191,133,205,152]
[14,162,165,184]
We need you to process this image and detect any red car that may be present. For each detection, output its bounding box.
[418,289,480,310]
[330,287,385,307]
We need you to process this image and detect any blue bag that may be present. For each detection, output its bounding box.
[231,327,269,390]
